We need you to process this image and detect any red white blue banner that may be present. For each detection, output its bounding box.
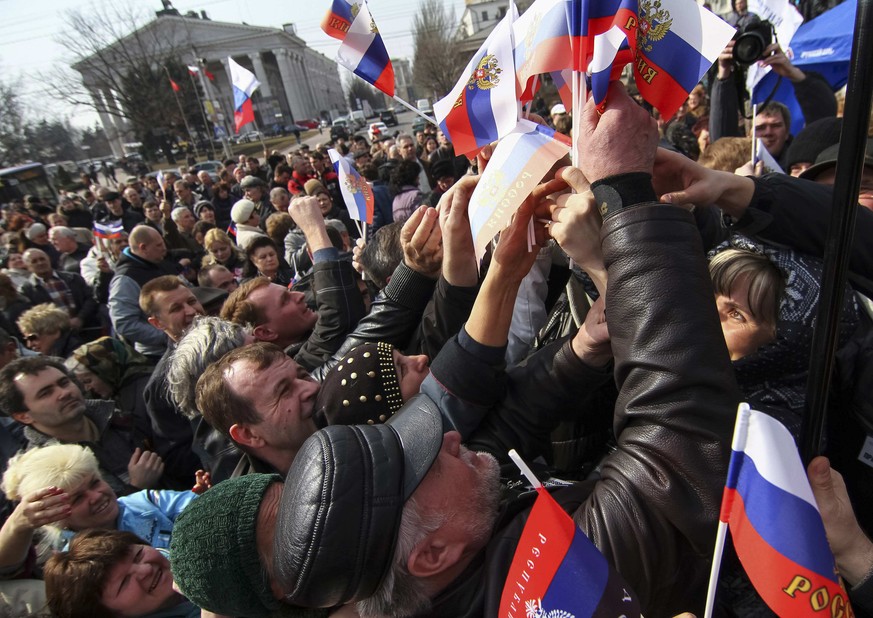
[720,404,854,617]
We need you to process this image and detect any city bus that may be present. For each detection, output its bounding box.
[0,163,58,205]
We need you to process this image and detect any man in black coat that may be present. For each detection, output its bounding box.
[20,248,98,338]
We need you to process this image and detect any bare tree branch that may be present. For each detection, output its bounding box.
[412,0,463,99]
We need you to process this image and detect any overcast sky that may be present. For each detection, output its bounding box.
[0,0,467,128]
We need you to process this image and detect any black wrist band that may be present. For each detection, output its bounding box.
[591,172,657,218]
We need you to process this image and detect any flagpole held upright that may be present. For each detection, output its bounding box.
[163,66,201,161]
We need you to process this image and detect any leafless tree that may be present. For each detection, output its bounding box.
[0,77,29,167]
[412,0,463,99]
[46,3,204,158]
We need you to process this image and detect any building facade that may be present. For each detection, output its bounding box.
[73,8,345,157]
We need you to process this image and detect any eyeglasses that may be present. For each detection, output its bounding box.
[23,334,39,342]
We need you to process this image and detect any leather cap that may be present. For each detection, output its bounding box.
[273,393,444,607]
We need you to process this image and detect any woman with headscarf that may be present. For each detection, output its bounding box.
[65,336,155,440]
[707,235,860,438]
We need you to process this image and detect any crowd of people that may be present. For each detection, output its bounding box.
[0,26,871,618]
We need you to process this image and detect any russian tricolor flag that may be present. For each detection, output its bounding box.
[433,2,520,158]
[717,404,854,617]
[228,57,260,134]
[323,0,394,96]
[328,149,373,224]
[467,119,569,261]
[93,221,125,239]
[499,486,643,618]
[512,0,572,102]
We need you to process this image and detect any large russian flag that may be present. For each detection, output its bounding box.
[327,0,395,96]
[512,0,573,102]
[327,149,373,224]
[720,404,854,617]
[467,119,569,261]
[228,57,260,134]
[499,486,643,618]
[433,2,520,158]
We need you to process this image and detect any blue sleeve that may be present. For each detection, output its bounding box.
[146,489,199,521]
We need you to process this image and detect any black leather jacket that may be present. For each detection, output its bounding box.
[427,203,742,618]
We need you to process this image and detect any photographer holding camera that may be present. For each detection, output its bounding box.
[709,33,837,170]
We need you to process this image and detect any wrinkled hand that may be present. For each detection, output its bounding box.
[289,196,331,251]
[161,199,172,219]
[128,448,165,489]
[808,456,873,585]
[351,238,366,275]
[10,487,71,531]
[438,176,479,287]
[401,205,443,279]
[543,167,607,295]
[579,81,659,183]
[191,470,212,495]
[758,43,805,82]
[571,296,611,367]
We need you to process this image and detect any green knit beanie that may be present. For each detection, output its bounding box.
[169,474,325,618]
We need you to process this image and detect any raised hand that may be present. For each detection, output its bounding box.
[401,205,443,279]
[128,448,165,489]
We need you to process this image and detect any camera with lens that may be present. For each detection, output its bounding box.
[732,19,775,65]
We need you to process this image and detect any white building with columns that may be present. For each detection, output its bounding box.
[73,8,345,158]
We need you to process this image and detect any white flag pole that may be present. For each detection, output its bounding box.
[509,449,542,490]
[750,103,758,165]
[703,403,752,618]
[391,95,436,124]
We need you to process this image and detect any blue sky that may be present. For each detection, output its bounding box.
[0,0,467,127]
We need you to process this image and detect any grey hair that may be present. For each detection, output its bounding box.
[171,206,192,222]
[356,496,444,618]
[166,316,250,419]
[48,226,76,239]
[270,187,289,202]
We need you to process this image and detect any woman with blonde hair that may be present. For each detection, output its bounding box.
[201,228,245,280]
[16,303,81,356]
[0,443,204,573]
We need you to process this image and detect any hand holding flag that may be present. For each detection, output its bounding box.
[706,404,855,617]
[467,119,570,262]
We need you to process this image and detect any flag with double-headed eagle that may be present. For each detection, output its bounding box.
[327,148,374,224]
[468,119,569,262]
[322,0,395,96]
[433,1,520,157]
[499,486,643,618]
[508,0,735,119]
